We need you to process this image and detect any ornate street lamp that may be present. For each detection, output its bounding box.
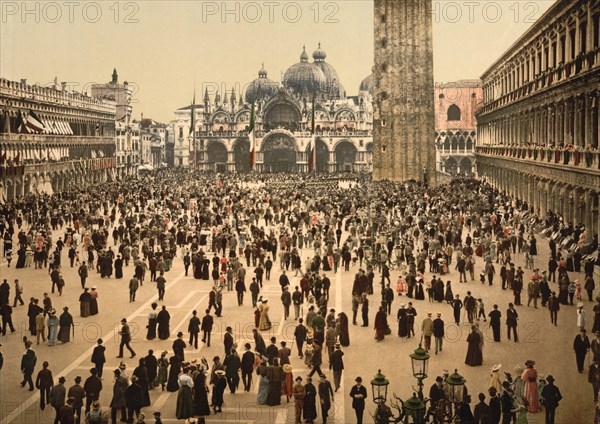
[371,369,389,405]
[409,344,430,399]
[403,393,427,423]
[445,369,466,403]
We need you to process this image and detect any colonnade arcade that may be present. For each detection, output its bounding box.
[479,161,599,242]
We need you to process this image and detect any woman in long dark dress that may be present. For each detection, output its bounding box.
[16,246,26,269]
[444,281,454,304]
[212,370,227,413]
[166,355,182,392]
[114,255,123,279]
[337,312,350,346]
[132,358,151,407]
[529,236,537,256]
[157,306,170,340]
[202,259,211,280]
[146,303,158,340]
[434,279,445,302]
[397,306,408,337]
[266,360,284,406]
[57,307,73,343]
[193,369,211,417]
[193,256,202,279]
[303,377,317,422]
[465,326,483,366]
[415,281,425,300]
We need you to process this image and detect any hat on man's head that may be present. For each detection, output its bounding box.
[58,376,66,383]
[74,376,82,383]
[355,376,362,383]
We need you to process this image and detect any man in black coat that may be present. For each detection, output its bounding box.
[573,329,591,373]
[433,313,444,354]
[172,332,186,362]
[91,339,106,378]
[349,376,367,424]
[241,343,255,392]
[294,318,308,358]
[488,304,502,342]
[331,344,344,392]
[83,368,102,414]
[279,271,290,292]
[428,377,445,412]
[35,361,54,410]
[187,310,201,349]
[541,375,562,424]
[201,309,213,347]
[20,341,36,390]
[266,337,279,365]
[488,387,501,424]
[223,326,234,356]
[506,303,518,342]
[27,298,43,336]
[500,382,515,424]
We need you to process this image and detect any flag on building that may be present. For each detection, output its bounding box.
[248,100,256,170]
[25,110,45,133]
[189,94,196,136]
[308,97,316,173]
[15,111,26,133]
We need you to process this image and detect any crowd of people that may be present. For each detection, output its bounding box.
[0,169,598,424]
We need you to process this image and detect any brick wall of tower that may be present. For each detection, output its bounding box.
[373,0,436,186]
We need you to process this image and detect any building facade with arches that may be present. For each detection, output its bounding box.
[172,45,483,175]
[476,0,600,241]
[172,45,374,173]
[0,78,117,202]
[434,80,483,176]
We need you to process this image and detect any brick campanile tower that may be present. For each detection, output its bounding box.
[372,0,436,186]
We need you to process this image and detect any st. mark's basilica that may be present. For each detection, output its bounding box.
[173,44,375,173]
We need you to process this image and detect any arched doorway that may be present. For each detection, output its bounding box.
[262,133,297,172]
[444,157,458,174]
[459,157,473,175]
[335,140,357,172]
[366,142,374,168]
[206,141,228,172]
[306,138,329,173]
[233,137,250,172]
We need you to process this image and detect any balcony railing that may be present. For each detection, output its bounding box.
[476,145,600,171]
[480,48,600,115]
[0,133,114,145]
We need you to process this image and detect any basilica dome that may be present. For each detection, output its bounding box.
[283,47,327,97]
[245,64,279,103]
[312,43,345,98]
[359,74,373,94]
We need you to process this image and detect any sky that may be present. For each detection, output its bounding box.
[1,0,556,122]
